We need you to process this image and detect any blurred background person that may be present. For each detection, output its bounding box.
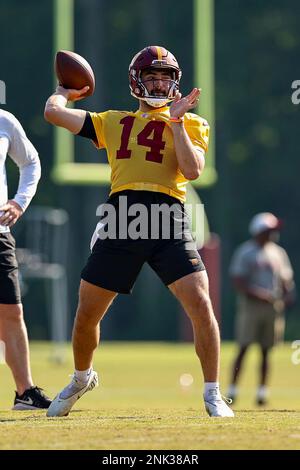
[0,109,51,410]
[227,212,295,406]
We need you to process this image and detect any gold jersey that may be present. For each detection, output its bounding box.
[90,106,209,202]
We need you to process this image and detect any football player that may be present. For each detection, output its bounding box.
[45,46,234,418]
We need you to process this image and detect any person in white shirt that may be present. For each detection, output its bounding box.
[227,213,295,406]
[0,109,51,409]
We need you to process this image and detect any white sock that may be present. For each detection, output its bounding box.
[74,368,92,383]
[204,382,220,399]
[257,385,268,399]
[227,384,238,397]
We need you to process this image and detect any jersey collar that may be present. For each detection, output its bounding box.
[136,106,169,118]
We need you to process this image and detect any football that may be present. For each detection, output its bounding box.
[55,50,95,97]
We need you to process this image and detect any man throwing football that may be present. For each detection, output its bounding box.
[44,46,234,418]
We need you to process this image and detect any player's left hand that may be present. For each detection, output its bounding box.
[169,88,201,119]
[0,200,23,227]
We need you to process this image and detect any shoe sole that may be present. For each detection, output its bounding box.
[46,372,98,417]
[12,404,50,411]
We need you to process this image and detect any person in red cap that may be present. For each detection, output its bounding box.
[227,213,295,405]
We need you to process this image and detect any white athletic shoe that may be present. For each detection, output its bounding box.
[46,370,98,417]
[204,389,235,418]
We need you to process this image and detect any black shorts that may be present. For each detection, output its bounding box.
[81,190,205,294]
[0,232,21,304]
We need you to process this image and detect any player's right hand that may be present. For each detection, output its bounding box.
[56,85,90,102]
[0,200,23,227]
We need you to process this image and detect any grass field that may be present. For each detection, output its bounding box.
[0,341,299,450]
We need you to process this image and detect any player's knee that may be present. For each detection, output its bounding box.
[187,291,214,322]
[75,299,107,328]
[75,304,96,324]
[0,304,23,325]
